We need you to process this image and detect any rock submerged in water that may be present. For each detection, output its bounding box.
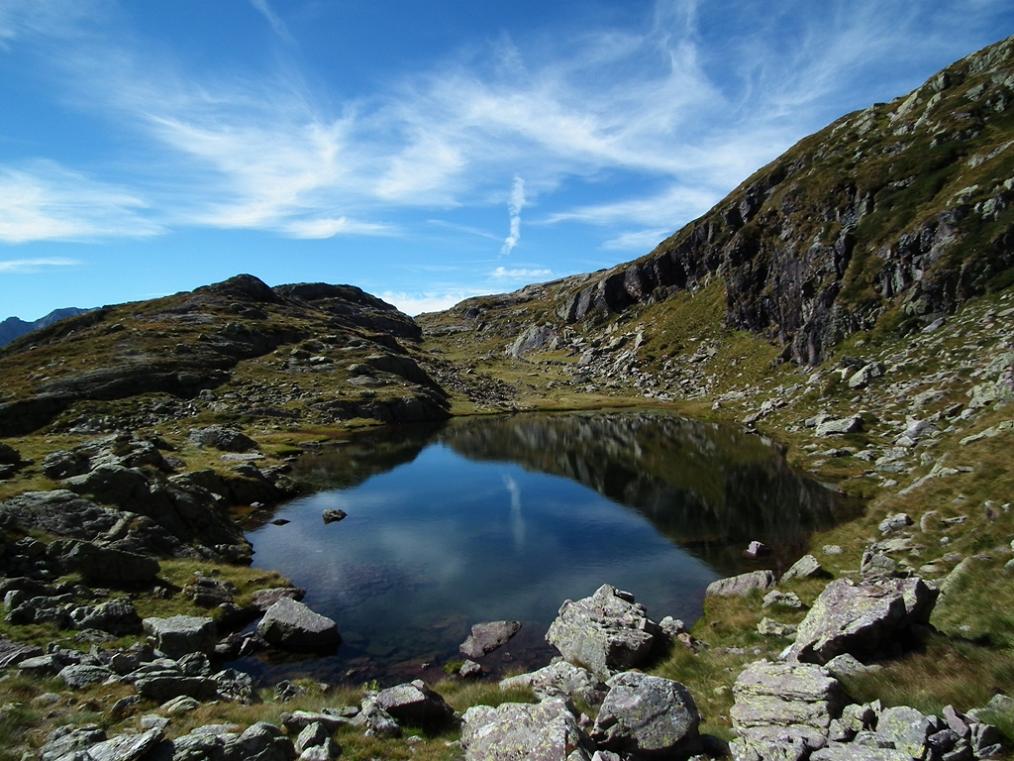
[322,508,347,524]
[545,584,662,679]
[257,598,341,652]
[459,620,522,658]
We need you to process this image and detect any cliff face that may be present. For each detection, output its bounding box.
[554,35,1014,363]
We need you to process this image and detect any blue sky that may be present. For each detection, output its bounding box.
[1,1,1012,319]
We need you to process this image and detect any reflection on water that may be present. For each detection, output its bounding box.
[239,411,856,685]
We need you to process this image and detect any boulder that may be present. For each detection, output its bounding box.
[460,620,522,658]
[815,416,863,436]
[875,705,936,758]
[591,671,700,757]
[706,570,776,598]
[730,660,845,758]
[810,746,911,761]
[788,577,938,664]
[143,615,218,658]
[257,598,340,651]
[249,587,305,611]
[188,426,258,453]
[0,636,43,667]
[40,725,106,761]
[374,679,455,727]
[222,722,295,761]
[321,509,347,524]
[461,698,592,761]
[545,584,662,678]
[352,698,401,738]
[59,663,116,689]
[782,555,831,582]
[500,661,608,705]
[42,450,90,479]
[62,541,160,585]
[0,442,21,465]
[69,598,142,635]
[86,727,164,761]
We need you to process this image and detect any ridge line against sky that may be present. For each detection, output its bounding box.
[0,0,1012,319]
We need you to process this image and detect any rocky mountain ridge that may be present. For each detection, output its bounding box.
[0,307,91,347]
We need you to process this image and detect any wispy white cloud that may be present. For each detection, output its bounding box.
[501,175,526,255]
[378,289,489,316]
[248,0,293,45]
[0,256,81,274]
[492,265,553,280]
[3,0,1011,255]
[281,216,396,239]
[426,219,500,241]
[601,228,673,251]
[0,161,162,244]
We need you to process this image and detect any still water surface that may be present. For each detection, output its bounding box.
[239,411,854,683]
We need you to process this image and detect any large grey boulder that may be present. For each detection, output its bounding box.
[143,615,218,658]
[730,660,845,759]
[461,698,592,761]
[40,725,106,761]
[782,555,831,582]
[222,722,295,761]
[788,577,938,664]
[86,727,165,761]
[545,584,662,678]
[706,570,776,598]
[500,661,608,705]
[816,415,863,436]
[374,679,455,727]
[257,598,340,651]
[59,663,116,689]
[460,620,521,658]
[591,671,700,757]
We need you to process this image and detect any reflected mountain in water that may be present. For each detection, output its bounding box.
[437,411,857,575]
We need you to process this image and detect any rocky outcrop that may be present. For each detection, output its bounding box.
[142,616,218,658]
[730,660,846,759]
[788,577,938,664]
[546,584,663,678]
[374,680,456,728]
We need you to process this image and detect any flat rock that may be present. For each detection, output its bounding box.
[545,584,661,678]
[591,671,700,756]
[460,620,521,658]
[706,570,776,598]
[782,555,831,582]
[788,577,937,664]
[257,598,340,651]
[87,727,164,761]
[730,660,845,754]
[59,663,116,689]
[816,415,864,436]
[461,698,592,761]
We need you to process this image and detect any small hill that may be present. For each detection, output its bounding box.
[0,274,448,436]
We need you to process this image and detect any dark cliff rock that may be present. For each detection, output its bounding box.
[555,35,1014,363]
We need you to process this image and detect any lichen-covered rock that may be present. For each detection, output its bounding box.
[61,540,160,585]
[545,584,661,678]
[810,745,911,761]
[86,727,165,761]
[143,615,218,658]
[257,598,340,652]
[461,698,592,761]
[222,722,295,761]
[500,661,608,705]
[460,620,521,658]
[374,679,455,727]
[69,598,141,635]
[730,660,845,756]
[706,570,776,598]
[591,671,700,756]
[874,705,937,758]
[782,554,830,582]
[788,577,938,664]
